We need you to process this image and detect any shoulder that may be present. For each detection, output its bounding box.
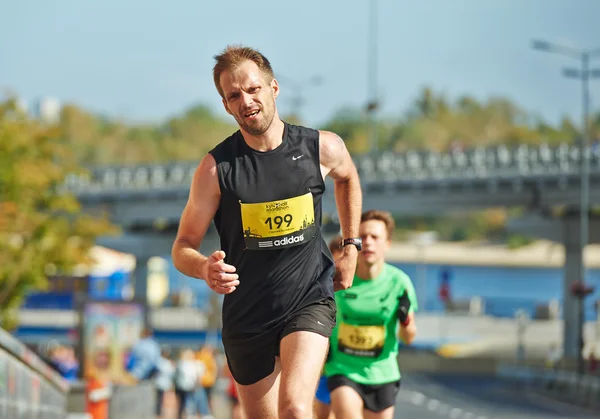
[285,122,320,148]
[209,130,242,164]
[384,264,413,285]
[317,130,346,164]
[318,130,344,146]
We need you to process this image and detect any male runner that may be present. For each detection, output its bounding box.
[314,235,343,419]
[325,210,418,419]
[172,45,363,419]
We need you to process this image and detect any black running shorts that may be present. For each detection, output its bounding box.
[223,298,336,385]
[327,374,400,412]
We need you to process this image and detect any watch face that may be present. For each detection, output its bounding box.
[355,238,362,251]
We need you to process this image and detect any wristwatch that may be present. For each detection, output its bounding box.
[340,237,362,251]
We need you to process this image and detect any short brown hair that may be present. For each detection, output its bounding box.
[213,45,275,98]
[328,234,343,254]
[361,210,395,240]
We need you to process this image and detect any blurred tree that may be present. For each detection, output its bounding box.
[0,98,116,329]
[58,103,236,165]
[51,87,600,165]
[320,107,369,154]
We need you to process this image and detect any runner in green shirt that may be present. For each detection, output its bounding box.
[325,210,418,418]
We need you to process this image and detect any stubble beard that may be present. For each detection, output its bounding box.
[238,104,276,136]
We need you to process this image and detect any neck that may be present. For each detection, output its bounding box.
[241,117,285,152]
[356,259,385,280]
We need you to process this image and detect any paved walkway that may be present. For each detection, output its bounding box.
[160,382,233,419]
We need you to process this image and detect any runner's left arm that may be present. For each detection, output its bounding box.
[319,130,362,291]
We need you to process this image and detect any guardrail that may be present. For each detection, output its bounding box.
[497,363,600,411]
[0,327,69,418]
[62,143,600,195]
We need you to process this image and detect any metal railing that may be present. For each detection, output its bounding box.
[61,143,600,196]
[0,328,69,419]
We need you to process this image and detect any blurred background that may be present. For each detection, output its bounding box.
[1,0,600,418]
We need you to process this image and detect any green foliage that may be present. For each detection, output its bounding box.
[507,234,534,249]
[52,85,598,164]
[0,98,116,329]
[59,103,237,165]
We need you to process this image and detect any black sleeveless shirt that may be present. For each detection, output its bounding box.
[209,122,335,338]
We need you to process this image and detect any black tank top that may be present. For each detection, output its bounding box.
[209,122,335,338]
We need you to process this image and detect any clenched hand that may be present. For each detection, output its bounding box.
[203,251,240,294]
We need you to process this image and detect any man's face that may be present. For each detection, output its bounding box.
[220,60,279,136]
[358,219,391,266]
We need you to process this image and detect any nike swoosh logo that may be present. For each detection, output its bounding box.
[292,155,304,161]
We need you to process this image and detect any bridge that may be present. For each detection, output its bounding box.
[58,142,600,361]
[66,142,600,219]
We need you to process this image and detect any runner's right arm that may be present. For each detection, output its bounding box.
[171,154,240,294]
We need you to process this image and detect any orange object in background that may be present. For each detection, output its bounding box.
[86,377,112,419]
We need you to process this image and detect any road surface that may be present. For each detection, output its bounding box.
[395,374,597,419]
[160,373,596,418]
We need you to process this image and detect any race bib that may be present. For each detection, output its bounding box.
[338,322,385,358]
[240,192,316,250]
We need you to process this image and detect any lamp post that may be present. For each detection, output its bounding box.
[532,39,600,374]
[367,0,379,153]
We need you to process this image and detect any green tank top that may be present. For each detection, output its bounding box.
[324,263,418,385]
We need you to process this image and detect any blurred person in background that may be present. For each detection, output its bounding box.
[39,340,61,373]
[191,347,213,419]
[174,348,201,419]
[195,344,218,412]
[314,234,344,419]
[127,327,161,382]
[43,343,75,380]
[438,266,453,312]
[325,210,418,419]
[155,348,175,419]
[86,347,113,419]
[545,342,562,371]
[57,345,79,382]
[588,344,598,374]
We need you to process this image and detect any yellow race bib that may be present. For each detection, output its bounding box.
[240,192,316,250]
[338,322,386,357]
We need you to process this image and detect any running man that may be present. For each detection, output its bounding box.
[325,210,418,419]
[172,45,363,418]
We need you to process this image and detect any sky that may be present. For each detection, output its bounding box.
[2,0,600,128]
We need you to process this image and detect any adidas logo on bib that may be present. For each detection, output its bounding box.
[274,234,304,247]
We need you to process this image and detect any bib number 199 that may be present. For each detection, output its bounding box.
[240,192,316,250]
[265,214,293,230]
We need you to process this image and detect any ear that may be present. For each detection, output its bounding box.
[271,78,280,99]
[222,97,232,116]
[384,237,392,252]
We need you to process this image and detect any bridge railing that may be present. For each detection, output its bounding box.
[356,143,600,183]
[62,143,600,195]
[0,327,69,418]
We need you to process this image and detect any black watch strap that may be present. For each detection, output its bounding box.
[340,237,362,251]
